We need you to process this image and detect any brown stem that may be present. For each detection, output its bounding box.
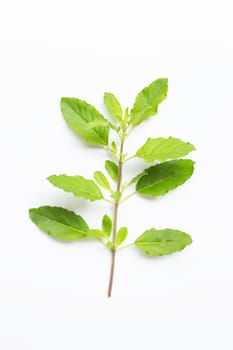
[107,248,116,297]
[107,140,124,298]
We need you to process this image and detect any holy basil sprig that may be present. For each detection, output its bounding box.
[29,78,196,297]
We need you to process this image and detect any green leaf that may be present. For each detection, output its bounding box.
[85,120,109,129]
[116,227,128,246]
[109,122,121,132]
[60,97,110,145]
[111,141,117,154]
[136,159,194,196]
[135,228,192,256]
[105,160,119,182]
[94,171,111,191]
[106,241,114,249]
[102,214,112,237]
[48,174,103,201]
[130,78,168,126]
[87,229,106,239]
[124,107,129,123]
[29,206,89,241]
[111,191,121,200]
[136,137,195,162]
[104,92,122,123]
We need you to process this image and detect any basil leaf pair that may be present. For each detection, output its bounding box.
[60,79,168,146]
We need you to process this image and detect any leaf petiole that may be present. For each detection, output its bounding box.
[104,146,119,161]
[123,154,136,163]
[117,243,134,251]
[103,198,114,204]
[120,191,137,203]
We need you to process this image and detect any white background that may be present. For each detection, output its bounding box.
[1,1,233,349]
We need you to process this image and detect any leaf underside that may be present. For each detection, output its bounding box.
[135,228,192,256]
[130,78,168,126]
[105,160,119,182]
[48,174,103,201]
[94,171,111,191]
[136,159,194,196]
[136,137,195,162]
[116,227,128,245]
[102,214,112,237]
[29,206,89,241]
[61,97,109,145]
[104,92,122,123]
